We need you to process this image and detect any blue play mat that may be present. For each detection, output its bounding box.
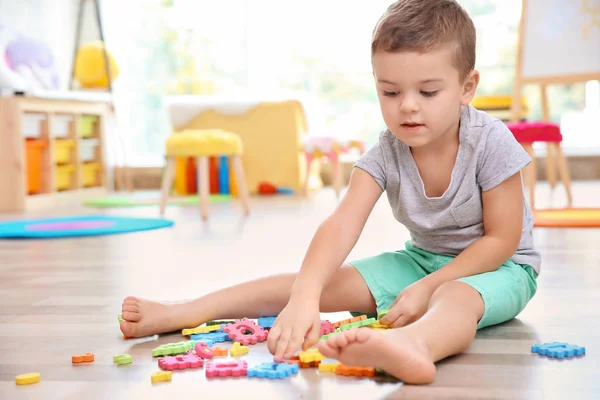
[0,215,174,239]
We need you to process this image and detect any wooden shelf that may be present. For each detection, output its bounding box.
[0,95,110,212]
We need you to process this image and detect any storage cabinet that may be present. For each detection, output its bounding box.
[0,95,110,212]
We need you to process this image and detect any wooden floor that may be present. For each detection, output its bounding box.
[1,182,599,399]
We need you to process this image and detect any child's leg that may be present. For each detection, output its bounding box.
[318,261,537,384]
[319,281,482,384]
[120,264,376,338]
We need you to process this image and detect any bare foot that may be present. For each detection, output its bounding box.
[317,328,436,384]
[119,296,194,338]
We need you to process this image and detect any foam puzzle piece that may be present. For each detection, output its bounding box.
[222,318,267,345]
[532,342,586,359]
[248,362,299,379]
[205,360,248,378]
[230,342,249,356]
[319,331,341,341]
[117,314,124,323]
[189,331,231,343]
[318,361,340,372]
[15,373,40,385]
[298,349,325,363]
[367,320,389,330]
[72,352,94,363]
[151,370,172,383]
[320,320,335,336]
[333,315,366,328]
[258,316,277,329]
[158,352,204,370]
[340,317,377,331]
[377,309,389,320]
[213,347,228,357]
[182,324,222,336]
[193,338,214,347]
[207,320,235,326]
[113,354,133,365]
[336,364,376,377]
[152,341,195,357]
[194,342,214,359]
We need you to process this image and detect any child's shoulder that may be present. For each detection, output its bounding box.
[461,105,517,150]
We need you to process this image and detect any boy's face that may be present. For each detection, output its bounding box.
[372,46,479,149]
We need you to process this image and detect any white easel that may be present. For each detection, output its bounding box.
[510,0,600,208]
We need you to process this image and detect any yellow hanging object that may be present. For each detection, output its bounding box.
[74,41,119,88]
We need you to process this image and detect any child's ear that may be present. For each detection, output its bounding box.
[461,70,480,106]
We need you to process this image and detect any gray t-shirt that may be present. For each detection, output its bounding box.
[355,105,541,274]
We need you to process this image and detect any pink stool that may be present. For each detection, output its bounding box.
[505,121,572,208]
[302,136,366,198]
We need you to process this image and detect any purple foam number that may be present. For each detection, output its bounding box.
[26,221,114,231]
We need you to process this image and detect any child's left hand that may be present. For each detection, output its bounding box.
[380,280,436,328]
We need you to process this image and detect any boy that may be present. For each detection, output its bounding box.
[120,0,540,384]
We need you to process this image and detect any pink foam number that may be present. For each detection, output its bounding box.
[194,342,214,359]
[158,352,204,371]
[205,361,248,378]
[320,320,335,336]
[26,221,114,231]
[222,318,267,345]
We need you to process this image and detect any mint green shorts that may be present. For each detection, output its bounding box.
[349,241,538,329]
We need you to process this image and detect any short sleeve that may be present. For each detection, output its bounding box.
[477,121,531,191]
[354,139,387,191]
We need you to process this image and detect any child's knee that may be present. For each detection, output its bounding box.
[429,281,484,315]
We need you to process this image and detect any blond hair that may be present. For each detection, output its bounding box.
[371,0,476,80]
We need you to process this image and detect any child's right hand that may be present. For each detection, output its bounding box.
[266,298,321,362]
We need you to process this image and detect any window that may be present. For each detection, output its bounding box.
[103,0,599,166]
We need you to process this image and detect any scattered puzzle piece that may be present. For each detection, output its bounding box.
[158,352,204,370]
[113,354,132,365]
[151,370,172,383]
[257,316,277,329]
[339,317,377,331]
[205,360,248,378]
[222,318,267,345]
[367,320,389,330]
[319,331,341,341]
[152,341,195,357]
[117,314,124,323]
[15,373,40,385]
[189,331,231,343]
[532,342,586,359]
[377,309,389,320]
[194,342,214,359]
[333,315,366,328]
[336,364,376,377]
[213,347,228,357]
[207,320,235,326]
[298,349,325,363]
[193,338,214,347]
[318,361,340,372]
[230,342,249,356]
[248,362,299,379]
[320,320,335,336]
[72,353,94,363]
[182,324,222,336]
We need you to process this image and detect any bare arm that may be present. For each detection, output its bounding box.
[422,172,524,289]
[290,168,383,301]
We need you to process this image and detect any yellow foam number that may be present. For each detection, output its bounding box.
[151,370,172,383]
[230,342,248,356]
[15,373,40,385]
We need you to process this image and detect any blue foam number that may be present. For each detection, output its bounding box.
[258,316,277,329]
[532,342,586,359]
[248,362,299,379]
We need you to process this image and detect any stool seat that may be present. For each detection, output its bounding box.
[166,129,243,156]
[160,129,250,219]
[506,122,562,143]
[504,121,571,208]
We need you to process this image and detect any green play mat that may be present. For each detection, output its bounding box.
[84,193,231,208]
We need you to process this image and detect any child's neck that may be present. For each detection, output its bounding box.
[411,121,460,158]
